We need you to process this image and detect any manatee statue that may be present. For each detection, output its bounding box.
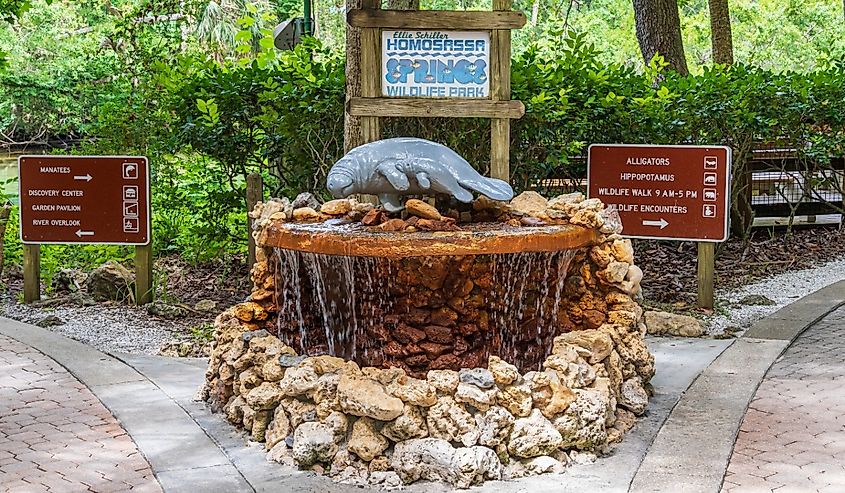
[326,137,514,212]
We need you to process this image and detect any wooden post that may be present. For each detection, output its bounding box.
[359,0,381,145]
[697,242,715,309]
[490,0,513,182]
[246,173,264,280]
[135,243,153,305]
[23,244,40,304]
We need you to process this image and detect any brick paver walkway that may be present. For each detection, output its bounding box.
[0,335,161,493]
[722,306,845,493]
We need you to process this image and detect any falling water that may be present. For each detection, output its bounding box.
[273,247,576,371]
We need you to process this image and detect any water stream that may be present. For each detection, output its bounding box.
[273,248,576,370]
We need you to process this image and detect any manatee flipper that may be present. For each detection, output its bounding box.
[415,172,431,190]
[379,193,403,212]
[457,176,514,201]
[410,158,474,203]
[376,160,410,191]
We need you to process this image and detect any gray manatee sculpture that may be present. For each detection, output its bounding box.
[326,137,514,212]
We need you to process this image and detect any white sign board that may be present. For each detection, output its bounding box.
[382,30,490,98]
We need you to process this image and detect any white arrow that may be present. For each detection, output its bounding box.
[75,230,95,237]
[73,174,92,182]
[642,218,669,229]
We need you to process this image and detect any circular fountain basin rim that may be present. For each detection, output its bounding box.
[258,221,600,257]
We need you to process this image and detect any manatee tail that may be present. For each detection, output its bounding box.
[458,177,515,201]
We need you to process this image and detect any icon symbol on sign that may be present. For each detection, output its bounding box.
[123,201,138,218]
[703,204,717,218]
[124,218,139,233]
[123,162,139,179]
[704,173,717,186]
[704,189,717,202]
[704,156,718,170]
[123,186,138,200]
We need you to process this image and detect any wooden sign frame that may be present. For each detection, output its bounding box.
[345,0,525,182]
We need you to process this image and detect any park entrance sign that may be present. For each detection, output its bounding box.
[18,156,150,245]
[587,144,732,242]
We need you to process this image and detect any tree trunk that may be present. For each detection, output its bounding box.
[344,0,364,153]
[386,0,419,9]
[531,0,539,25]
[0,204,10,280]
[631,0,689,75]
[708,0,733,65]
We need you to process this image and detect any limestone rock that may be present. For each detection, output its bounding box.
[554,331,613,364]
[618,377,648,415]
[292,207,323,222]
[569,209,603,229]
[292,192,321,210]
[547,192,584,211]
[426,396,479,446]
[496,381,533,418]
[508,409,563,458]
[391,439,502,488]
[245,382,284,410]
[320,199,353,216]
[292,422,339,467]
[644,311,704,337]
[279,364,319,396]
[266,442,295,466]
[553,389,609,450]
[405,199,442,220]
[487,356,519,386]
[387,376,437,407]
[455,382,498,411]
[459,368,495,389]
[476,406,515,448]
[368,471,402,488]
[264,405,290,450]
[280,397,317,430]
[427,369,460,393]
[337,375,404,421]
[261,358,285,382]
[85,261,134,301]
[451,446,503,488]
[349,417,389,462]
[505,455,565,479]
[510,191,548,216]
[382,405,428,442]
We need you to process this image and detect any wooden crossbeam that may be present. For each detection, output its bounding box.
[347,9,526,30]
[347,97,525,119]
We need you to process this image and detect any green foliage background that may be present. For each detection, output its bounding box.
[2,0,845,281]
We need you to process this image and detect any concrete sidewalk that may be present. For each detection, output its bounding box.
[2,280,844,492]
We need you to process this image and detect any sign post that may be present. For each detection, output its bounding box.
[587,144,732,309]
[18,156,152,304]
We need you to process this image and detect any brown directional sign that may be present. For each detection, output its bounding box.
[588,144,731,242]
[18,156,150,245]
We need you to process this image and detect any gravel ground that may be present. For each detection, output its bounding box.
[0,300,187,355]
[705,256,845,335]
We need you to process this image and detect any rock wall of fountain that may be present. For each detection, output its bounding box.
[201,192,656,488]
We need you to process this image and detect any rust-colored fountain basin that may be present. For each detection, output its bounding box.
[258,221,600,258]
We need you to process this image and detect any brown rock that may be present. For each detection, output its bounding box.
[394,323,427,344]
[424,325,454,344]
[379,218,407,232]
[405,354,430,367]
[430,307,458,328]
[520,216,548,227]
[582,310,607,330]
[416,219,461,232]
[420,342,452,359]
[362,209,385,226]
[320,199,353,216]
[405,308,430,325]
[430,354,460,370]
[405,199,442,221]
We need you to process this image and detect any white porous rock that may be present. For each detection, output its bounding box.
[278,364,319,397]
[496,380,533,418]
[368,471,403,488]
[455,382,498,411]
[266,441,295,466]
[292,422,339,467]
[279,397,317,430]
[618,377,649,416]
[553,388,609,450]
[504,455,566,479]
[391,438,503,488]
[337,375,404,421]
[599,207,623,234]
[476,406,515,448]
[487,356,519,386]
[381,405,428,442]
[508,409,563,458]
[245,382,284,410]
[264,405,291,450]
[426,396,479,447]
[509,191,549,216]
[547,192,585,211]
[348,417,389,462]
[427,369,460,393]
[387,376,438,407]
[644,310,705,337]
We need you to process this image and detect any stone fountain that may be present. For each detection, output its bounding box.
[202,139,654,488]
